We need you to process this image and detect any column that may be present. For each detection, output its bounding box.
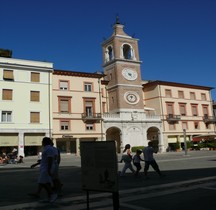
[18,132,25,157]
[76,138,80,156]
[157,131,165,153]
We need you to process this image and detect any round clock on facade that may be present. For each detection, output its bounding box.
[122,68,138,81]
[124,91,140,104]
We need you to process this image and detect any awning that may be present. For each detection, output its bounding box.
[192,134,216,142]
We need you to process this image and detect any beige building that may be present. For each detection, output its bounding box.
[143,80,216,150]
[52,70,107,154]
[0,55,53,156]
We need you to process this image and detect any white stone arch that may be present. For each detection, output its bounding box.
[146,125,165,152]
[105,126,122,153]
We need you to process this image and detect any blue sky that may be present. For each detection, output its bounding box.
[1,0,216,100]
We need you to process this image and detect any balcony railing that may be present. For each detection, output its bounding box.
[166,114,181,122]
[203,115,216,124]
[81,113,102,123]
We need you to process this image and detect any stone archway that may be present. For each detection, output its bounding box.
[106,127,121,153]
[147,126,160,150]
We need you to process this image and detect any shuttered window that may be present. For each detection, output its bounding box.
[60,81,69,90]
[2,89,13,100]
[60,99,69,113]
[30,112,40,123]
[3,70,14,80]
[31,72,40,82]
[30,91,40,102]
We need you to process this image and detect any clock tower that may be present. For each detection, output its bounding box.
[102,17,164,153]
[102,17,144,113]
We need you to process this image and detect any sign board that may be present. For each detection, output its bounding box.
[80,141,118,192]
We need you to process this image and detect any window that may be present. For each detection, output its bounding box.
[60,81,69,90]
[105,46,114,63]
[86,124,94,130]
[83,98,95,116]
[166,103,174,115]
[190,92,196,100]
[60,121,69,130]
[101,88,105,97]
[182,122,188,130]
[194,122,199,129]
[202,106,208,117]
[1,111,12,122]
[169,123,175,130]
[102,102,106,113]
[2,89,13,100]
[178,91,184,99]
[30,112,40,123]
[191,104,198,116]
[179,103,186,116]
[85,101,93,116]
[84,83,92,92]
[165,89,172,98]
[122,44,134,60]
[110,73,112,80]
[3,70,14,81]
[201,93,207,101]
[59,97,71,113]
[31,72,40,82]
[30,91,40,102]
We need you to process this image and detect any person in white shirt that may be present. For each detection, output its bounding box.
[143,141,163,178]
[37,137,58,202]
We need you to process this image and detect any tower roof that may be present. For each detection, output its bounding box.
[111,16,130,38]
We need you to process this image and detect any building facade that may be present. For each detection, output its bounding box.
[52,70,107,154]
[143,80,216,150]
[0,57,53,156]
[0,19,215,156]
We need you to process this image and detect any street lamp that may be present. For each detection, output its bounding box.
[183,129,188,155]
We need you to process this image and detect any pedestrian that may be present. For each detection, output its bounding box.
[51,141,63,196]
[28,137,58,202]
[29,139,63,198]
[120,144,135,176]
[143,141,163,179]
[133,149,144,176]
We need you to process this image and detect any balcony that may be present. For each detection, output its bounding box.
[81,113,102,123]
[203,115,216,124]
[166,114,181,122]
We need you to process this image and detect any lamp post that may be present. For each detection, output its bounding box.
[183,129,188,155]
[98,78,103,141]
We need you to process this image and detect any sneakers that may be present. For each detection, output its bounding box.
[50,193,58,203]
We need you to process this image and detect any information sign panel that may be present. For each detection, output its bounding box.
[80,141,118,192]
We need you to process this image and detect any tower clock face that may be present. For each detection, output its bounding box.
[124,91,140,104]
[122,68,138,81]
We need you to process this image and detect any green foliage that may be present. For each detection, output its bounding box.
[186,141,193,149]
[131,146,144,153]
[173,142,180,150]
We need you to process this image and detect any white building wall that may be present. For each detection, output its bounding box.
[0,57,53,156]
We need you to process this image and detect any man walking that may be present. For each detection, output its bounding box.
[143,141,163,179]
